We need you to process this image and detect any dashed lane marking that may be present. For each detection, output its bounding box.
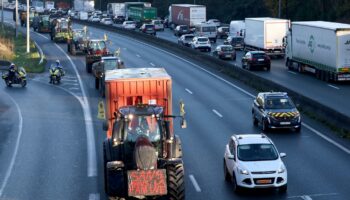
[327,84,339,90]
[212,109,223,118]
[88,193,100,200]
[150,62,155,67]
[189,175,201,192]
[185,88,193,95]
[288,70,297,75]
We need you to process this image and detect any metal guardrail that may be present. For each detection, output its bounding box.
[74,19,350,133]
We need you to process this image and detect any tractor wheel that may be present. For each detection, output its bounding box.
[67,44,70,53]
[103,142,109,194]
[95,78,99,90]
[167,163,185,200]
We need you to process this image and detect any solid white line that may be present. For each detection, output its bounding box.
[61,83,79,86]
[150,62,155,67]
[301,196,313,200]
[327,84,339,90]
[288,71,297,75]
[69,87,80,90]
[185,88,193,94]
[33,41,44,64]
[0,93,23,197]
[88,193,100,200]
[302,123,350,154]
[80,23,350,157]
[63,79,78,82]
[189,175,201,192]
[136,54,141,58]
[52,41,97,177]
[212,109,223,118]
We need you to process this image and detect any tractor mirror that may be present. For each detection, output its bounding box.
[179,100,186,129]
[103,121,109,131]
[180,118,187,129]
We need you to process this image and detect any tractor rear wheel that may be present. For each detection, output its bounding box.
[167,163,185,200]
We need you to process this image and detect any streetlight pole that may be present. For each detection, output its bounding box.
[15,0,18,37]
[1,0,4,28]
[26,0,30,53]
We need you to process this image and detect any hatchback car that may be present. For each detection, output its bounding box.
[242,51,271,71]
[178,34,195,47]
[224,36,244,50]
[252,92,301,132]
[224,134,287,193]
[151,19,164,31]
[139,24,156,35]
[217,26,229,39]
[174,25,190,37]
[100,18,113,25]
[191,36,211,52]
[212,45,236,60]
[89,16,100,22]
[122,21,136,30]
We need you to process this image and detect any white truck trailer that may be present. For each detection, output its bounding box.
[244,17,289,56]
[285,21,350,82]
[169,4,206,28]
[107,3,125,18]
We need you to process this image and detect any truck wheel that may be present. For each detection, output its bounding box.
[167,163,185,200]
[262,119,269,132]
[103,142,109,194]
[95,78,99,90]
[232,173,242,193]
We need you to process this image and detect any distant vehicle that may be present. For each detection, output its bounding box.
[241,51,271,71]
[178,34,195,47]
[89,16,100,22]
[191,36,211,52]
[122,21,136,30]
[169,4,206,28]
[229,20,245,37]
[79,11,88,20]
[85,39,111,73]
[285,21,350,82]
[151,19,164,31]
[107,3,125,20]
[217,26,229,39]
[207,19,220,27]
[252,92,301,132]
[128,7,157,26]
[45,1,55,11]
[194,22,217,43]
[212,45,236,60]
[67,28,88,55]
[139,24,156,36]
[174,25,190,37]
[124,2,151,20]
[224,134,288,193]
[113,15,125,24]
[224,36,244,50]
[244,18,289,56]
[101,18,113,25]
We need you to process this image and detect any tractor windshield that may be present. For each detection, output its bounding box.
[126,115,160,142]
[73,31,85,39]
[103,59,117,70]
[90,41,106,50]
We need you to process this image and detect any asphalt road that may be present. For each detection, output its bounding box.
[1,11,350,200]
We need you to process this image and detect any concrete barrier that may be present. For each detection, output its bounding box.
[74,19,350,133]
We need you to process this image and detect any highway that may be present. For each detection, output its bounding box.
[1,10,350,200]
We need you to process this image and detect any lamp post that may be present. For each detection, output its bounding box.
[26,0,30,53]
[15,0,18,37]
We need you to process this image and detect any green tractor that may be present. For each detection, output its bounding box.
[50,18,72,43]
[37,15,51,33]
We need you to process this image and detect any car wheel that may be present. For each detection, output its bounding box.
[223,159,231,182]
[279,184,287,193]
[266,65,271,71]
[294,126,301,133]
[247,63,251,70]
[262,118,269,132]
[232,173,242,193]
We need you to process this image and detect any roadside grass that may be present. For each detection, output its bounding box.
[0,23,46,73]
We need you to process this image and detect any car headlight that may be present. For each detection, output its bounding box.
[239,167,249,175]
[277,166,286,174]
[267,116,271,123]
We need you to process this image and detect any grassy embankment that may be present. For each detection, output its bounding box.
[0,23,46,73]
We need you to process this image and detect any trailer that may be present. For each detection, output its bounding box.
[124,2,151,20]
[107,3,125,18]
[244,17,289,56]
[169,4,206,28]
[128,7,157,25]
[285,21,350,82]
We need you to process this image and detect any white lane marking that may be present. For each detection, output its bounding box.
[302,123,350,154]
[88,193,100,200]
[63,79,78,82]
[136,54,141,58]
[80,23,350,156]
[185,88,193,95]
[327,84,339,90]
[288,193,339,199]
[33,41,44,64]
[62,83,79,86]
[69,87,80,90]
[0,93,23,197]
[189,175,201,192]
[301,196,312,200]
[122,47,127,50]
[52,40,97,177]
[212,109,223,118]
[288,71,297,75]
[150,62,155,67]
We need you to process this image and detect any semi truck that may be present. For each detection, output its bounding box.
[128,7,157,25]
[169,4,206,28]
[285,21,350,82]
[107,3,125,18]
[102,68,186,199]
[124,2,151,20]
[244,17,290,56]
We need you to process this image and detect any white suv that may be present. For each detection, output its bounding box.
[191,37,211,52]
[223,134,287,193]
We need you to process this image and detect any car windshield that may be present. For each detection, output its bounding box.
[222,27,229,32]
[253,53,267,58]
[202,26,216,32]
[91,41,106,50]
[103,59,117,70]
[198,38,208,42]
[221,46,233,51]
[238,144,278,161]
[185,36,194,40]
[126,115,161,142]
[265,97,295,109]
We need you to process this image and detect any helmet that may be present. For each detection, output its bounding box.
[55,60,60,65]
[9,63,15,69]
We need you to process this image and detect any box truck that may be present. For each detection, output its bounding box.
[128,7,157,24]
[102,68,186,199]
[169,4,206,28]
[285,21,350,82]
[244,17,289,56]
[107,3,125,18]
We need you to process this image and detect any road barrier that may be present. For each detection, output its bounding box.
[76,19,350,133]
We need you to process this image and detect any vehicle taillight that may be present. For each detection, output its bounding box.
[95,49,101,55]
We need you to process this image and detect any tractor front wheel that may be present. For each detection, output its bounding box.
[167,163,185,200]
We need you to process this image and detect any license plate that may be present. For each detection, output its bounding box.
[256,179,272,184]
[127,169,167,196]
[280,122,291,125]
[225,55,231,58]
[258,59,264,61]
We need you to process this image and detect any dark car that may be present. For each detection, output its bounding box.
[241,51,271,71]
[177,34,195,47]
[113,15,125,24]
[224,36,244,50]
[212,45,236,60]
[139,24,156,35]
[217,26,229,39]
[174,25,190,37]
[252,92,301,132]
